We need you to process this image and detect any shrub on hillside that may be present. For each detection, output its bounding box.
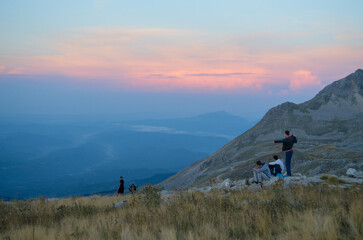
[139,184,161,206]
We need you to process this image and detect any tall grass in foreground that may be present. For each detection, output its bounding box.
[1,182,362,240]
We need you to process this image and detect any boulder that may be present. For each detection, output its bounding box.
[339,184,353,189]
[231,179,247,190]
[210,176,223,185]
[160,190,173,196]
[293,173,303,177]
[339,176,363,184]
[213,178,233,189]
[248,178,254,185]
[161,198,174,204]
[191,186,212,193]
[194,173,359,193]
[233,179,246,187]
[201,186,212,192]
[248,183,263,191]
[114,200,126,208]
[230,185,247,191]
[346,168,358,178]
[306,176,322,183]
[286,176,303,181]
[222,178,232,188]
[262,177,281,187]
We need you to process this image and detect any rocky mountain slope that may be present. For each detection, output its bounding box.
[161,69,363,189]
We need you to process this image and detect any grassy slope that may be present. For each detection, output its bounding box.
[1,183,362,240]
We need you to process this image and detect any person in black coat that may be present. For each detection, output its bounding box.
[273,130,297,176]
[116,176,124,197]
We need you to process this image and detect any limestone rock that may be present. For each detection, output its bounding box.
[222,178,232,188]
[339,176,363,184]
[160,190,173,196]
[114,200,126,208]
[248,183,263,191]
[346,168,358,178]
[261,177,281,187]
[214,178,233,189]
[210,176,223,185]
[161,198,174,204]
[164,173,360,195]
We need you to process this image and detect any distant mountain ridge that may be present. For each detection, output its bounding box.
[161,69,363,189]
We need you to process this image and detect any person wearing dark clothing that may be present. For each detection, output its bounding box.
[268,155,284,176]
[129,184,137,194]
[269,164,282,176]
[274,131,297,176]
[117,176,124,197]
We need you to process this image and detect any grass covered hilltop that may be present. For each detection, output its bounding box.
[1,182,362,240]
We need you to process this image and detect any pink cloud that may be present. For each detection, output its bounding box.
[289,70,322,90]
[0,28,361,93]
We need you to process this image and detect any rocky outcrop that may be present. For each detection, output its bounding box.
[161,172,363,195]
[346,168,363,178]
[161,69,363,189]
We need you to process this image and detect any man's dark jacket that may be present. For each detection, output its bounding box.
[274,135,297,151]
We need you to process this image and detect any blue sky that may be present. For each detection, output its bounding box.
[0,0,362,120]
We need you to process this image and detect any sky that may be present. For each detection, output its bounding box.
[0,0,362,120]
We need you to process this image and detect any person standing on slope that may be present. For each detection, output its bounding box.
[273,131,297,176]
[116,176,125,197]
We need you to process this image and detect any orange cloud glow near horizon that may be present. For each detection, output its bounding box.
[1,28,362,93]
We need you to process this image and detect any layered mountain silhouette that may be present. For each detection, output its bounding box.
[161,69,363,189]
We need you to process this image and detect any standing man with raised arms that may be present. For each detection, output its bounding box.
[274,130,297,176]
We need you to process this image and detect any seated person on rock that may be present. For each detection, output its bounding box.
[253,160,271,184]
[268,155,284,176]
[129,183,137,194]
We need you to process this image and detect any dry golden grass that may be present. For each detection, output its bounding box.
[1,183,362,240]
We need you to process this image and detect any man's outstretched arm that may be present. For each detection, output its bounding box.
[274,138,286,143]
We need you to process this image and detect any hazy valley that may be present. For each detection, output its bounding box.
[0,111,253,199]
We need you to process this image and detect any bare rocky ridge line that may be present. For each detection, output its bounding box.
[160,69,363,189]
[158,170,363,196]
[157,169,363,198]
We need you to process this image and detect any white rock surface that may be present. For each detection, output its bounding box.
[164,172,362,195]
[222,178,232,188]
[161,198,174,204]
[114,200,126,208]
[230,179,247,190]
[346,168,358,178]
[160,190,173,196]
[339,176,363,184]
[261,177,280,187]
[213,178,232,189]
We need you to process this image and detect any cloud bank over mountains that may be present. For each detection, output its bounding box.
[1,27,361,94]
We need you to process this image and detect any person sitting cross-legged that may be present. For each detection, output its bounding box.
[252,160,271,184]
[268,155,284,176]
[129,184,137,194]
